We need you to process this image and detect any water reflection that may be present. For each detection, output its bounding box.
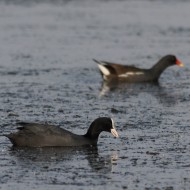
[9,146,118,173]
[99,80,180,106]
[99,80,159,97]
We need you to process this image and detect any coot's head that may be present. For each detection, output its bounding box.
[162,55,184,67]
[85,117,119,140]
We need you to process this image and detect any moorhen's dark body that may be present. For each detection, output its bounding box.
[5,117,119,147]
[94,55,183,83]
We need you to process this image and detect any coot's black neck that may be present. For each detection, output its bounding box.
[84,125,101,140]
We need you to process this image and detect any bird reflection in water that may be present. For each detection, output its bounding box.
[99,80,180,106]
[9,146,118,173]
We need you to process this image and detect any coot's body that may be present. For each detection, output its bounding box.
[5,117,119,147]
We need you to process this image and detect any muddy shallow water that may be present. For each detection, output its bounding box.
[0,0,190,189]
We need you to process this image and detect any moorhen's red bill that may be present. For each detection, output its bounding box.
[94,55,184,83]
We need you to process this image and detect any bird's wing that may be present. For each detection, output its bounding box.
[17,122,73,136]
[93,59,143,75]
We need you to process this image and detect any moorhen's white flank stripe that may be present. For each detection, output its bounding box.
[119,72,144,78]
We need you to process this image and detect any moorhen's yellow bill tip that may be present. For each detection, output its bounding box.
[176,59,184,67]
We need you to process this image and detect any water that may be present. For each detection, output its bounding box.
[0,0,190,189]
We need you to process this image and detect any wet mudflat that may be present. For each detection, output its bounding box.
[0,0,190,189]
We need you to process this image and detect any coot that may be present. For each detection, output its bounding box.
[5,117,119,147]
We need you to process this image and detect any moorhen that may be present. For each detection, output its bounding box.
[93,55,184,83]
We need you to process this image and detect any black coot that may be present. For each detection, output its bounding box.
[5,117,119,147]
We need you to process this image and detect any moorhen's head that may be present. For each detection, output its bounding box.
[85,117,119,140]
[151,55,184,79]
[159,55,184,67]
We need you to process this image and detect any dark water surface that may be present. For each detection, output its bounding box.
[0,0,190,189]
